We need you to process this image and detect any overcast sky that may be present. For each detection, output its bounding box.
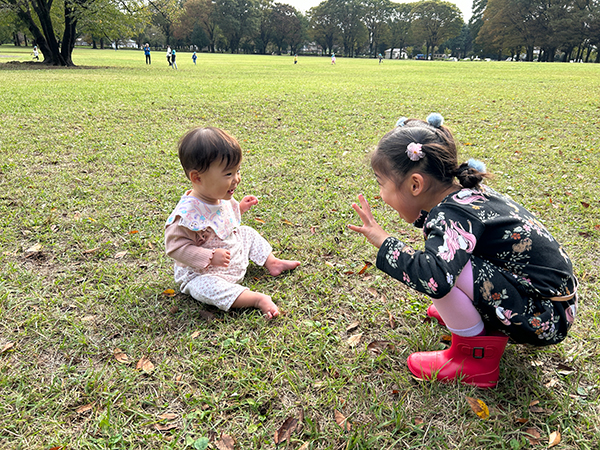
[287,0,473,21]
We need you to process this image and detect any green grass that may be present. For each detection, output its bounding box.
[1,46,599,449]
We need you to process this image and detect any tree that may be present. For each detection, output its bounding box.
[254,0,273,54]
[216,0,258,53]
[387,2,412,58]
[148,0,181,45]
[308,0,338,54]
[332,0,366,56]
[271,2,303,54]
[409,0,463,57]
[361,0,392,56]
[1,0,142,65]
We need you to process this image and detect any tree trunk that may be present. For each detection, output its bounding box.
[585,45,591,63]
[61,1,78,66]
[13,33,20,46]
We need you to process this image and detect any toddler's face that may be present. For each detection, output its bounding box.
[375,172,422,224]
[191,160,241,204]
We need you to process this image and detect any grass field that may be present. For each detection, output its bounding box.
[1,46,599,449]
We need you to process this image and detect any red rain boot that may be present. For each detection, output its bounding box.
[407,332,509,388]
[426,304,446,327]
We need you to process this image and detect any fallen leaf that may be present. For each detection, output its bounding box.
[310,226,317,234]
[153,423,178,432]
[254,217,266,224]
[191,331,201,339]
[347,333,363,348]
[297,443,310,450]
[367,287,378,297]
[113,348,130,364]
[514,417,528,424]
[25,243,42,253]
[388,310,396,329]
[199,310,216,321]
[76,403,95,414]
[334,410,351,431]
[523,427,542,445]
[282,219,295,226]
[162,289,176,297]
[83,247,100,254]
[373,195,381,199]
[1,342,15,353]
[158,413,178,420]
[544,378,559,388]
[346,321,360,333]
[367,340,395,355]
[175,373,183,383]
[548,430,561,448]
[274,416,299,444]
[414,417,424,425]
[48,447,63,450]
[465,396,490,420]
[581,201,590,208]
[136,356,155,373]
[325,261,335,268]
[114,251,127,259]
[529,400,540,407]
[214,434,235,450]
[440,334,452,344]
[357,262,372,275]
[129,230,139,234]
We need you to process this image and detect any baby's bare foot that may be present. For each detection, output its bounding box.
[265,254,301,276]
[256,295,280,320]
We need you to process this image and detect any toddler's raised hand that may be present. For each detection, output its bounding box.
[239,195,259,214]
[211,249,231,267]
[348,194,391,248]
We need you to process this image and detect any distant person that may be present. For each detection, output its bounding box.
[378,53,383,64]
[294,54,298,64]
[192,51,197,65]
[164,127,301,319]
[331,52,336,64]
[144,43,151,64]
[171,48,178,69]
[166,46,172,66]
[32,45,39,61]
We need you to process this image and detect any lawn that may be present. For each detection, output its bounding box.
[1,46,599,449]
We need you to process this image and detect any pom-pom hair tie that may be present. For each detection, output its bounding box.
[396,116,408,127]
[467,158,486,173]
[406,142,425,161]
[426,113,444,128]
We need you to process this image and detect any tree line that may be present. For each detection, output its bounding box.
[1,0,599,65]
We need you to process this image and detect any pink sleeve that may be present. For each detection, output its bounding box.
[164,223,213,269]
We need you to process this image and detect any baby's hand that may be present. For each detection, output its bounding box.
[239,195,259,214]
[211,249,231,267]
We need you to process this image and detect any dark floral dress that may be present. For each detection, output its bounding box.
[376,185,577,346]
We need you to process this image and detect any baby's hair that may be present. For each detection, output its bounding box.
[178,127,242,179]
[371,114,488,189]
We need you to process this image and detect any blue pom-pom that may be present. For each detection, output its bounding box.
[395,116,407,127]
[426,113,444,128]
[467,158,486,173]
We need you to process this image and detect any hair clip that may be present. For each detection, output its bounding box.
[406,142,425,161]
[467,158,486,173]
[395,116,407,127]
[426,113,444,128]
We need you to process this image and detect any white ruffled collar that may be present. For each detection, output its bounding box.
[165,191,240,240]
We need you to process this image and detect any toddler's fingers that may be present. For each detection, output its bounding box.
[357,194,373,215]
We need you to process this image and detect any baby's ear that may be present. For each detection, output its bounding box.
[189,170,201,184]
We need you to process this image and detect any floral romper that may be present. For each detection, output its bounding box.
[376,185,577,346]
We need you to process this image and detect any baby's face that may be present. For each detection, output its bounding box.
[191,160,241,205]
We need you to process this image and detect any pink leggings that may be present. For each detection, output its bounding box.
[431,260,485,336]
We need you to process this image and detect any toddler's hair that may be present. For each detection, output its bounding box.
[371,117,487,189]
[178,127,242,178]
